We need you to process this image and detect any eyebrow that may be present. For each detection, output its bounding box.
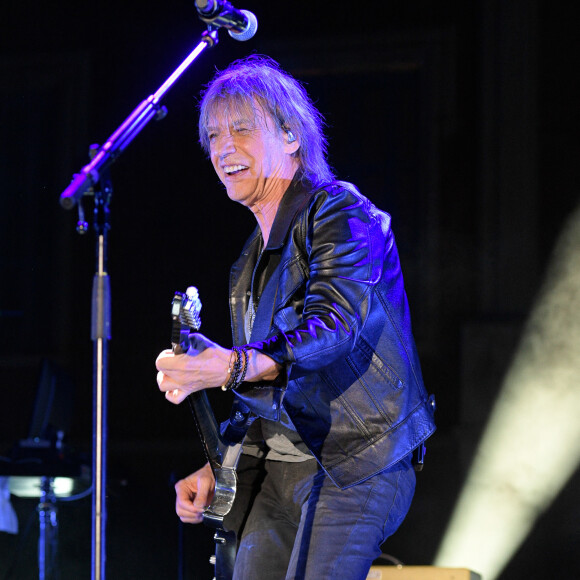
[206,117,257,133]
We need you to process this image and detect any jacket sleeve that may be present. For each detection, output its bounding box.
[248,183,394,377]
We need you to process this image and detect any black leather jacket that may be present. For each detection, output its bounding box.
[229,179,436,489]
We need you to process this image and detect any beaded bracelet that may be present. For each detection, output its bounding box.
[221,346,249,391]
[236,346,249,386]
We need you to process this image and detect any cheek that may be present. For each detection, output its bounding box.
[210,154,221,175]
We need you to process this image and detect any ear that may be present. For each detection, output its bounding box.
[283,130,300,154]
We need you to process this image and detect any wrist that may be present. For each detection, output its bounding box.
[246,349,282,382]
[220,348,282,391]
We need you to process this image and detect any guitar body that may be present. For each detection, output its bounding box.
[209,529,237,580]
[171,288,251,580]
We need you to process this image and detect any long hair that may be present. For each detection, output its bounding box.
[198,55,335,186]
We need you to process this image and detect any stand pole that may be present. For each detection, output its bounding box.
[89,158,112,579]
[37,477,58,580]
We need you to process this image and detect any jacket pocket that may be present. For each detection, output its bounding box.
[355,336,405,391]
[276,255,308,309]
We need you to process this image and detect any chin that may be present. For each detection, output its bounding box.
[226,188,249,205]
[225,182,254,203]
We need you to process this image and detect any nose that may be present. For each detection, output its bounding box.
[214,131,236,160]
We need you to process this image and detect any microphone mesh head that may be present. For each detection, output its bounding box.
[228,10,258,41]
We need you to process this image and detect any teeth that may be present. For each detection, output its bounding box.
[224,165,248,174]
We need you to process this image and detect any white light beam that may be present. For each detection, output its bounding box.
[435,204,580,579]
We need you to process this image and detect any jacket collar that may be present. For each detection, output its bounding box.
[265,175,313,250]
[229,175,314,345]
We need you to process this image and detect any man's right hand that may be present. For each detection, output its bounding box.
[175,462,215,524]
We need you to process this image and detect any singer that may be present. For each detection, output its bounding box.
[156,55,436,579]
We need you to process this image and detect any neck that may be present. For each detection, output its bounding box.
[251,197,281,247]
[249,171,298,246]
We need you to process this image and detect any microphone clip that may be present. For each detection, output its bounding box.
[195,0,258,42]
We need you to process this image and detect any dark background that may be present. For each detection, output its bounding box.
[1,1,579,578]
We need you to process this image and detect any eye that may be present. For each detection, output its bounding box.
[207,131,218,142]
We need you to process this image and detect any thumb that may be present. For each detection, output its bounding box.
[192,478,211,509]
[187,332,215,355]
[192,468,215,508]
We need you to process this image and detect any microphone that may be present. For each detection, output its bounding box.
[194,0,258,41]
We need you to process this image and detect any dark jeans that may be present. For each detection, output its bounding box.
[228,455,416,580]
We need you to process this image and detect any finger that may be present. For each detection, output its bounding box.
[165,389,186,405]
[157,371,182,393]
[176,494,203,516]
[155,349,177,371]
[156,349,174,362]
[178,514,204,524]
[176,501,205,523]
[157,371,177,394]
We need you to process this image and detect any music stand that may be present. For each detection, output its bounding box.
[1,359,87,580]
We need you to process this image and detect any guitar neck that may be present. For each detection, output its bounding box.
[170,343,223,474]
[186,392,224,472]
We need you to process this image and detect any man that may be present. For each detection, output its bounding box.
[156,55,436,580]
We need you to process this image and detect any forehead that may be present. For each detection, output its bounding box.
[205,97,275,129]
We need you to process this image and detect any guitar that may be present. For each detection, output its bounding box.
[171,287,251,580]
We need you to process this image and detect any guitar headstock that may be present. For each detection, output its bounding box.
[179,286,202,331]
[171,286,202,353]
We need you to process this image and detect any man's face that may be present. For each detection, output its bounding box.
[206,103,299,209]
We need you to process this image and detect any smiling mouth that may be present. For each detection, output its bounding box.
[223,164,249,176]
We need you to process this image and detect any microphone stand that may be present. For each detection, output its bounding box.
[59,27,220,580]
[90,155,112,580]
